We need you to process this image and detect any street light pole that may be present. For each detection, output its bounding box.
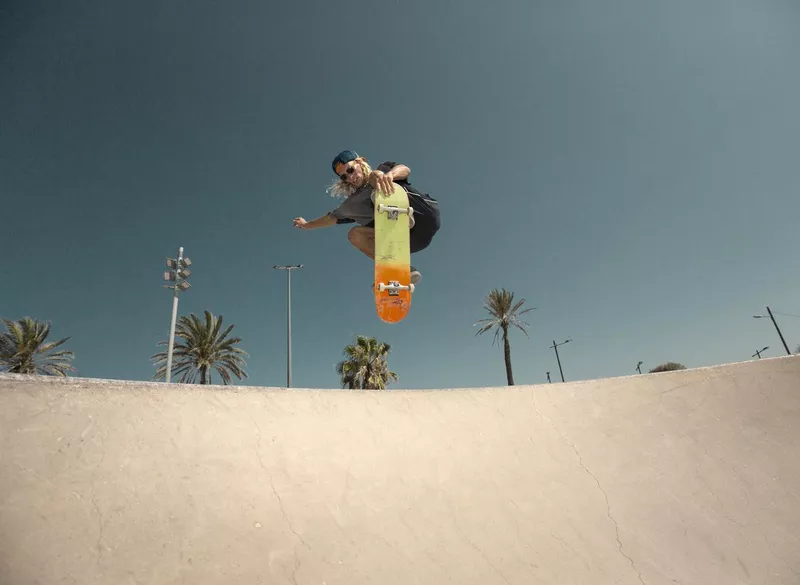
[273,264,303,387]
[751,346,769,359]
[549,339,571,382]
[753,306,791,355]
[636,361,643,374]
[162,247,192,383]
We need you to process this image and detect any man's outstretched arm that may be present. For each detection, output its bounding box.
[293,214,338,229]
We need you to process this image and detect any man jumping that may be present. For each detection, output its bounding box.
[292,150,440,285]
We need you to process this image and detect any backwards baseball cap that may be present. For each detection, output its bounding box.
[331,149,359,175]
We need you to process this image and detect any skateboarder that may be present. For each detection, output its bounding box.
[292,150,440,284]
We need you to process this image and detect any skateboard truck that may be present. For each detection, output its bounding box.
[378,280,415,296]
[377,204,414,223]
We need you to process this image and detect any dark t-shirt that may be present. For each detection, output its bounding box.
[327,161,435,226]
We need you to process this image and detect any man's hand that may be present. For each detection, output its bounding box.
[369,170,395,194]
[293,217,308,229]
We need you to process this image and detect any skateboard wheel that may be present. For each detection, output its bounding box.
[409,283,415,293]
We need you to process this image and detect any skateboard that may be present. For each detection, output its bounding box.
[373,182,415,323]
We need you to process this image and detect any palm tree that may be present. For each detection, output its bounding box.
[474,288,535,385]
[336,334,398,390]
[0,317,76,376]
[151,311,249,384]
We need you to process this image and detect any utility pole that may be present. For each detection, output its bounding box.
[751,346,769,359]
[273,265,303,387]
[162,247,193,383]
[549,339,571,382]
[636,361,643,374]
[753,306,791,355]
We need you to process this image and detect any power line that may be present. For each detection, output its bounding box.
[772,311,800,319]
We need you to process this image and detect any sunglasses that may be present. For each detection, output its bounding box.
[339,164,357,181]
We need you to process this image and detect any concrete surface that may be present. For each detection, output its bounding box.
[1,356,799,585]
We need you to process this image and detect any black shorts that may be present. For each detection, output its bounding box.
[365,192,440,254]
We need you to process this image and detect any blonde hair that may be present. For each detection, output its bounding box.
[325,158,373,199]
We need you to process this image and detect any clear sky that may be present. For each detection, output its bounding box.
[2,0,799,389]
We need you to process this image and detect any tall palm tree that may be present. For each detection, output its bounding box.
[336,335,398,390]
[151,311,249,385]
[0,317,76,376]
[474,288,535,385]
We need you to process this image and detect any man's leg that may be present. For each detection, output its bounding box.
[406,195,440,284]
[348,226,375,259]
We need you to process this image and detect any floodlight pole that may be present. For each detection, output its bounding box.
[166,286,179,382]
[162,246,192,383]
[165,247,184,383]
[273,264,303,387]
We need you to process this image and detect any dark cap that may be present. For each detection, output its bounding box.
[331,150,359,174]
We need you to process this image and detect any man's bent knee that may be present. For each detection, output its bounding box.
[348,226,373,244]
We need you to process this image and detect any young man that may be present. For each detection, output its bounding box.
[292,150,440,284]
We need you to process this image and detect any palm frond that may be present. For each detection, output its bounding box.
[474,288,537,348]
[335,334,397,390]
[150,311,249,385]
[0,317,75,375]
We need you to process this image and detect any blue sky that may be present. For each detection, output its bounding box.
[2,0,799,389]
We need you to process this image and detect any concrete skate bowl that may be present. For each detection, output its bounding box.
[1,356,799,585]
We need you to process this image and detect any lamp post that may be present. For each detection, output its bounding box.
[273,264,303,387]
[546,371,551,383]
[636,361,643,374]
[549,339,571,382]
[753,306,791,355]
[751,346,769,359]
[162,247,192,383]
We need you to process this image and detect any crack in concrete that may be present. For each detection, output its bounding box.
[529,389,645,584]
[568,443,645,585]
[252,414,309,585]
[446,503,511,585]
[87,423,108,573]
[436,492,512,583]
[529,390,545,424]
[763,533,799,576]
[461,531,512,584]
[92,493,105,567]
[657,379,706,396]
[549,530,570,552]
[693,449,748,530]
[508,498,524,542]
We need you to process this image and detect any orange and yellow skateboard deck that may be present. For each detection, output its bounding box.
[373,183,414,323]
